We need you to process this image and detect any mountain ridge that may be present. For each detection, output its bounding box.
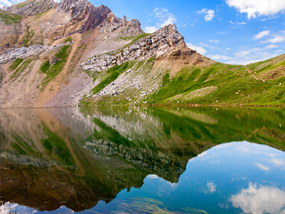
[0,0,285,108]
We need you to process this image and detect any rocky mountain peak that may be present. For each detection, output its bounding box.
[56,0,111,33]
[119,19,144,37]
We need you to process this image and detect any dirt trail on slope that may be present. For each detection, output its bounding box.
[35,33,82,107]
[83,28,98,58]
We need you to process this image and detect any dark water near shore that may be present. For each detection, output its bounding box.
[1,106,285,214]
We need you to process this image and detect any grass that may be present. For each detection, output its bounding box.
[9,58,23,71]
[145,57,285,105]
[40,61,50,73]
[65,37,72,42]
[10,59,33,80]
[0,10,22,25]
[15,0,35,9]
[41,45,71,89]
[92,62,130,94]
[23,26,35,47]
[119,33,150,42]
[121,33,150,50]
[81,56,156,106]
[11,143,26,155]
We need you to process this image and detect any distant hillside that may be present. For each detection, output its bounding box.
[0,0,284,107]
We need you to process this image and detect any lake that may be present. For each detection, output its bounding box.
[0,106,285,214]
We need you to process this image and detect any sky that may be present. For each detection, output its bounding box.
[1,0,285,65]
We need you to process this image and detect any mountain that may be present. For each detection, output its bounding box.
[0,0,285,108]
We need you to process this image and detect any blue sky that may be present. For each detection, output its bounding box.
[1,0,285,65]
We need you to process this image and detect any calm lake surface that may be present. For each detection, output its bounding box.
[1,106,285,214]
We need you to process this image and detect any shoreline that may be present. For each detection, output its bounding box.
[1,103,285,109]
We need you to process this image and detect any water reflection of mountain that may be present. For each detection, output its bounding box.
[0,106,285,212]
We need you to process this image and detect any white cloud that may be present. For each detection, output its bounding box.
[147,174,159,179]
[270,158,285,166]
[0,0,12,7]
[0,0,26,7]
[262,33,285,43]
[207,182,217,193]
[209,54,231,61]
[226,0,285,19]
[144,8,176,33]
[230,20,247,25]
[144,26,157,33]
[230,183,285,214]
[0,202,18,214]
[255,162,270,171]
[198,151,208,158]
[254,30,270,40]
[234,49,255,57]
[265,44,278,49]
[209,40,219,43]
[200,42,218,51]
[226,47,280,65]
[154,7,176,27]
[186,43,207,55]
[197,8,215,21]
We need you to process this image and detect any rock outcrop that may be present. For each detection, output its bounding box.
[0,41,73,64]
[57,0,112,33]
[2,0,57,16]
[96,11,144,37]
[81,24,186,72]
[119,19,144,37]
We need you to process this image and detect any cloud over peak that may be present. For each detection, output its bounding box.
[187,43,207,55]
[144,8,176,33]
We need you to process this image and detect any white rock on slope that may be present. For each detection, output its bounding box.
[81,24,186,72]
[0,42,73,64]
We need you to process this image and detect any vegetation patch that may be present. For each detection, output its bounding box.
[65,37,72,42]
[10,59,33,80]
[41,45,71,89]
[0,10,22,25]
[121,33,150,49]
[9,58,23,71]
[147,57,285,105]
[91,62,130,94]
[40,61,50,73]
[15,0,35,9]
[23,25,35,46]
[11,143,26,155]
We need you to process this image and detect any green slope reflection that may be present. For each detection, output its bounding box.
[0,106,284,213]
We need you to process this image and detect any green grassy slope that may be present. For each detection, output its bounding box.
[0,10,22,25]
[148,54,285,106]
[82,52,285,106]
